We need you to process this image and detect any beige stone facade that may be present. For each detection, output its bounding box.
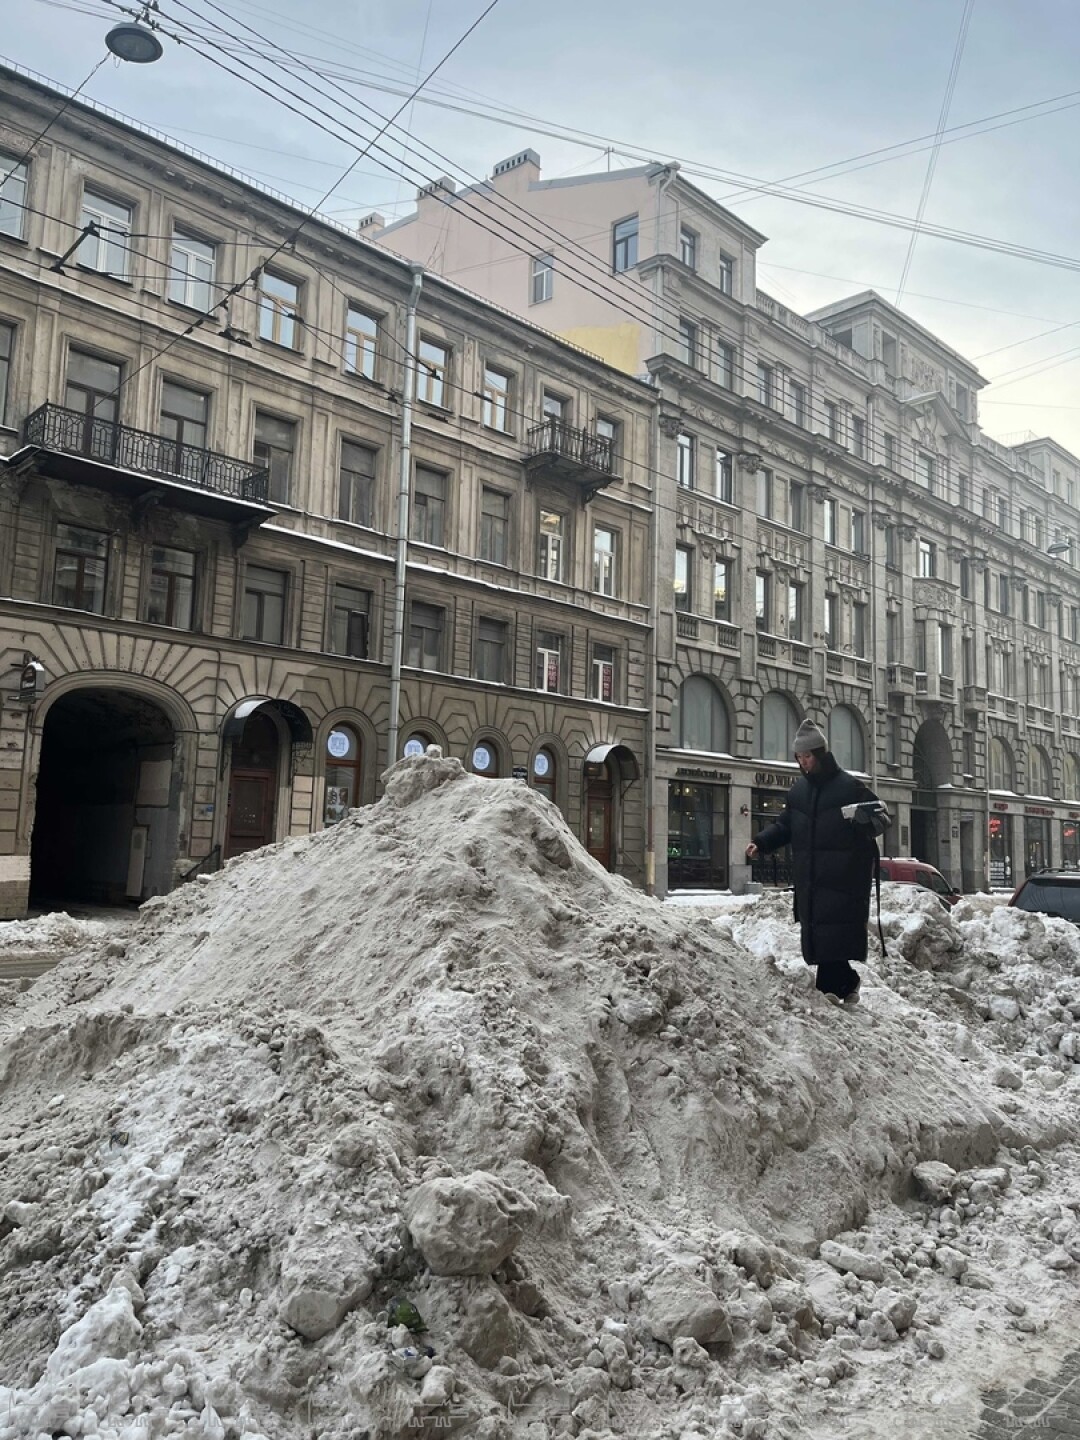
[379,152,1080,897]
[0,66,657,916]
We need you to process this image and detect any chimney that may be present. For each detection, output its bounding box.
[415,176,456,221]
[357,211,386,238]
[490,149,541,191]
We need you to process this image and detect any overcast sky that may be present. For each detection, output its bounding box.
[7,0,1080,455]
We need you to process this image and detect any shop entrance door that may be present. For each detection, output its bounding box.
[225,712,279,858]
[585,772,613,870]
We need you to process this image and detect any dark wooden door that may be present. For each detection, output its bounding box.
[225,772,275,857]
[585,776,614,870]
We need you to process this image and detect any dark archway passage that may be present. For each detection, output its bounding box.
[31,689,178,907]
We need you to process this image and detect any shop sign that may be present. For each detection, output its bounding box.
[675,767,731,781]
[755,770,794,788]
[15,658,45,703]
[1024,804,1054,817]
[992,802,1011,812]
[511,765,528,783]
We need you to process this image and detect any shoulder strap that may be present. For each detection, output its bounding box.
[874,842,887,958]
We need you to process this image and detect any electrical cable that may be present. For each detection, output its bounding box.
[0,52,107,192]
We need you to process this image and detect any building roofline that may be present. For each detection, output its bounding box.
[806,288,988,386]
[0,60,656,398]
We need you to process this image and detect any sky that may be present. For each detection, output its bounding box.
[7,0,1080,452]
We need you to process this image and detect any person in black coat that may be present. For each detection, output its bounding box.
[745,718,891,1004]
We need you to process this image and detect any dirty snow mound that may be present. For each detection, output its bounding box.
[0,754,1078,1440]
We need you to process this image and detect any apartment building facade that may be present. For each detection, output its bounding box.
[0,65,657,917]
[377,154,1080,897]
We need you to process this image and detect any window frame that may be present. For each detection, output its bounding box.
[678,225,698,270]
[338,437,377,528]
[145,543,197,631]
[53,523,109,614]
[407,599,445,671]
[531,253,554,304]
[78,188,133,279]
[252,409,298,506]
[481,363,512,432]
[241,563,289,645]
[592,524,618,597]
[715,339,735,390]
[674,545,692,613]
[676,432,695,490]
[411,464,448,547]
[416,337,450,408]
[167,227,215,311]
[0,321,14,428]
[590,642,617,703]
[344,303,379,380]
[612,215,639,272]
[0,152,28,240]
[538,507,567,583]
[257,268,301,349]
[479,485,511,567]
[475,615,509,684]
[329,581,371,659]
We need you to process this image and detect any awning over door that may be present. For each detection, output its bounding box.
[584,743,640,781]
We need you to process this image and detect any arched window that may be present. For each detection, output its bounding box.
[324,725,361,824]
[758,692,798,761]
[829,705,865,772]
[471,739,500,777]
[1065,753,1080,800]
[403,732,433,758]
[1027,745,1052,797]
[989,736,1014,791]
[672,676,729,753]
[532,746,557,806]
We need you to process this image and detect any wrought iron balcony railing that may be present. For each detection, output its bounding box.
[22,403,270,504]
[525,418,615,482]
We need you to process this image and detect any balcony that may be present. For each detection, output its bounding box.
[826,650,873,684]
[962,684,988,710]
[887,664,916,692]
[17,403,274,524]
[524,418,615,503]
[676,613,741,652]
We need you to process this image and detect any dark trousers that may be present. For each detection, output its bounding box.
[815,957,860,999]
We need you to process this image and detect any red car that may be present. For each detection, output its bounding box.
[878,857,961,908]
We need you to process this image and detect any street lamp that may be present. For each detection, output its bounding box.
[105,20,163,63]
[1048,538,1073,557]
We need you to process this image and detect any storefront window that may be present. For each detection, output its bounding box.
[1024,815,1051,876]
[532,747,557,806]
[324,725,360,824]
[751,788,794,886]
[403,733,432,758]
[830,705,865,772]
[472,741,498,777]
[758,693,798,761]
[667,782,728,890]
[1062,820,1080,870]
[988,813,1013,888]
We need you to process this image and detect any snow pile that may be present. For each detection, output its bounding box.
[0,754,1078,1440]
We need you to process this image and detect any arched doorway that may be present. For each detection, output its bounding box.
[583,743,639,872]
[224,711,280,858]
[911,719,952,868]
[31,687,179,906]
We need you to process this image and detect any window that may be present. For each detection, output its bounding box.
[679,226,698,269]
[253,411,296,505]
[850,508,866,554]
[997,573,1011,615]
[914,620,928,673]
[0,153,27,238]
[480,487,510,566]
[535,631,563,692]
[531,746,557,804]
[716,448,734,503]
[482,365,511,430]
[592,526,617,596]
[959,557,972,598]
[160,381,209,472]
[824,594,839,649]
[146,545,196,629]
[678,318,698,368]
[788,379,806,428]
[885,524,898,568]
[257,270,300,348]
[916,451,935,492]
[831,706,865,772]
[595,416,619,458]
[338,440,376,527]
[790,482,810,538]
[675,676,729,752]
[168,229,215,310]
[0,322,13,427]
[475,617,508,683]
[852,414,865,459]
[824,400,840,443]
[323,725,361,825]
[758,692,798,761]
[717,254,733,295]
[996,494,1007,529]
[788,581,806,642]
[883,431,896,468]
[612,215,638,272]
[755,570,771,631]
[542,391,567,422]
[242,565,287,644]
[65,349,121,425]
[538,509,566,582]
[674,546,692,612]
[531,253,554,304]
[412,466,447,546]
[54,525,108,613]
[757,361,773,408]
[715,340,735,389]
[78,190,131,277]
[344,305,378,379]
[853,602,867,656]
[824,497,838,546]
[882,332,898,374]
[677,432,695,489]
[918,539,936,578]
[417,339,449,407]
[755,467,773,519]
[886,714,900,767]
[330,583,370,658]
[591,644,616,702]
[962,634,974,686]
[990,737,1014,791]
[714,559,732,621]
[958,472,971,510]
[407,601,444,670]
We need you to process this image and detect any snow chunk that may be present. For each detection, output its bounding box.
[404,1170,536,1276]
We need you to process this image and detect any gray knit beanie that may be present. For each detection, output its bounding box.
[792,718,828,755]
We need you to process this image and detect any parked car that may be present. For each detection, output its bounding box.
[1008,871,1080,923]
[878,857,961,908]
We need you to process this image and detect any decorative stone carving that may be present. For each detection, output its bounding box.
[659,412,685,440]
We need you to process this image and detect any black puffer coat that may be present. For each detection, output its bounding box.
[752,754,886,966]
